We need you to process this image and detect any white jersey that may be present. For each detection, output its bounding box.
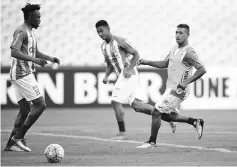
[101,35,138,76]
[166,44,204,93]
[155,44,204,113]
[9,23,37,80]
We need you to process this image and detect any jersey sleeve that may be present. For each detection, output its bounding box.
[164,52,170,62]
[104,56,110,63]
[119,39,137,55]
[183,49,204,69]
[10,30,24,50]
[101,43,110,63]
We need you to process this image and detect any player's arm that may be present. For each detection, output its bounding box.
[105,62,113,78]
[138,54,170,68]
[10,31,47,67]
[178,50,206,89]
[129,50,140,70]
[186,66,206,83]
[103,61,114,84]
[11,49,36,62]
[122,40,140,70]
[119,40,140,78]
[36,45,60,64]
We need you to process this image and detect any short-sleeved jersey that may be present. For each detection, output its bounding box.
[166,44,204,92]
[101,35,138,76]
[9,23,37,80]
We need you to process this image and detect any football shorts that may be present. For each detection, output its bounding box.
[11,73,43,102]
[111,72,143,105]
[154,88,189,113]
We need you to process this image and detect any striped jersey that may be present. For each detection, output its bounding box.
[166,44,204,93]
[101,35,138,76]
[9,23,37,80]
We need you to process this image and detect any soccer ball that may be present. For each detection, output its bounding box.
[44,144,64,163]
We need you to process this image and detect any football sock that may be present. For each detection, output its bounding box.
[118,121,126,132]
[14,112,28,133]
[149,113,161,143]
[188,117,197,126]
[149,136,157,143]
[14,123,30,139]
[15,103,46,139]
[5,130,18,147]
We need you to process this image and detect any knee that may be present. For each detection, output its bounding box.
[40,102,47,111]
[168,112,176,120]
[111,100,119,106]
[131,100,139,111]
[161,113,172,122]
[131,99,146,112]
[151,108,161,118]
[36,102,46,116]
[19,99,31,116]
[38,100,47,111]
[33,99,47,112]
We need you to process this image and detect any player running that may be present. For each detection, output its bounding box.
[137,24,206,148]
[4,3,60,152]
[95,20,176,140]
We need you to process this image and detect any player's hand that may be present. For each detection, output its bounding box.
[33,58,48,67]
[102,77,108,84]
[177,82,188,90]
[137,59,148,65]
[52,57,60,64]
[123,68,132,78]
[171,89,186,99]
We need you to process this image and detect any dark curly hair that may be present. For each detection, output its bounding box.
[95,20,109,28]
[21,3,41,20]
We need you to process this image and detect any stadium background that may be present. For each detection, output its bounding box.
[1,0,237,110]
[1,0,237,166]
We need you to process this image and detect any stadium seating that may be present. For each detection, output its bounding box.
[1,0,237,66]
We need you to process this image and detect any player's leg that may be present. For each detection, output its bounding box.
[11,74,46,151]
[109,74,132,140]
[131,99,178,134]
[4,81,31,152]
[131,98,176,133]
[110,100,127,140]
[130,82,177,131]
[161,111,194,124]
[14,99,31,131]
[162,110,204,139]
[128,75,153,116]
[131,99,152,115]
[13,96,46,150]
[158,89,204,139]
[150,107,162,143]
[136,107,162,148]
[160,113,177,133]
[137,90,174,148]
[4,98,31,151]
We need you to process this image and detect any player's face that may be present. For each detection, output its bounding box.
[29,10,41,29]
[96,26,110,40]
[175,28,188,44]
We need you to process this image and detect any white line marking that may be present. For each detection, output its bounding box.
[119,129,237,134]
[1,130,237,154]
[2,127,237,134]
